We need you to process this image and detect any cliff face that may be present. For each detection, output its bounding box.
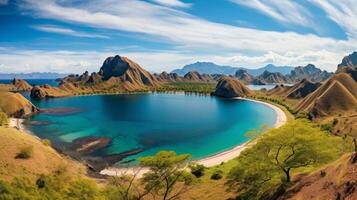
[0,92,37,117]
[214,77,252,98]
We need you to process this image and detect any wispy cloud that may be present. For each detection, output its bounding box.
[151,0,191,8]
[230,0,315,28]
[19,0,356,53]
[4,0,356,73]
[32,25,110,39]
[310,0,357,39]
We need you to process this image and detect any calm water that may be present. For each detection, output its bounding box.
[0,79,59,87]
[27,93,276,164]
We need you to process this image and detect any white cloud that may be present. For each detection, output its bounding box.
[310,0,357,39]
[151,0,191,8]
[0,47,346,74]
[1,0,354,73]
[19,0,357,53]
[230,0,315,28]
[32,25,110,39]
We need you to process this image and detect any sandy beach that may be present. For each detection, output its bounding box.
[100,98,288,177]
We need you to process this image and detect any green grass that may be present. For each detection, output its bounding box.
[156,82,216,94]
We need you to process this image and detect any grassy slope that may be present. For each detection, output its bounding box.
[0,126,85,181]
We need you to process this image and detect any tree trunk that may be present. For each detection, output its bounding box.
[283,168,291,183]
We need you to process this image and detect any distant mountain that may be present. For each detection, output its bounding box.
[0,72,68,80]
[289,64,332,83]
[172,62,237,76]
[171,62,294,76]
[256,70,291,84]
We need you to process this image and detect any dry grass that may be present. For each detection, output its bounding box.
[0,126,86,181]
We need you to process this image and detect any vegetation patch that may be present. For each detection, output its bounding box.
[15,146,34,159]
[226,119,350,200]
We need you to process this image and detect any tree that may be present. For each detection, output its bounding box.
[228,119,346,199]
[139,151,195,200]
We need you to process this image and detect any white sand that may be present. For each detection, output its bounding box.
[100,98,288,177]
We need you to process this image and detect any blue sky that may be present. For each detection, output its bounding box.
[0,0,356,73]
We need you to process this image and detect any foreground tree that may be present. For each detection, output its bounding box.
[228,119,347,199]
[139,151,195,200]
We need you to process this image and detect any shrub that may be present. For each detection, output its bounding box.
[189,163,206,178]
[210,170,223,180]
[16,146,33,159]
[0,111,9,126]
[42,139,51,147]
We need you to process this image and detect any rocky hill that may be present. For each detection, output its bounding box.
[289,64,332,83]
[235,69,255,84]
[0,92,37,117]
[214,77,253,98]
[295,72,357,118]
[337,52,357,81]
[256,70,291,84]
[183,71,213,82]
[268,79,321,99]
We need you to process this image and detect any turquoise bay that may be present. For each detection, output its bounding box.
[27,93,276,164]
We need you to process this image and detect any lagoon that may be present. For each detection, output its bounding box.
[27,93,276,165]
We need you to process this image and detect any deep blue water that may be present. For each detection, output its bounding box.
[0,79,59,87]
[27,93,276,164]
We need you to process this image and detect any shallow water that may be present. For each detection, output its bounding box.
[27,93,276,164]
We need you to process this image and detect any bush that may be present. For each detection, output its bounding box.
[210,170,223,180]
[189,163,206,178]
[0,111,9,126]
[42,139,52,147]
[16,146,33,159]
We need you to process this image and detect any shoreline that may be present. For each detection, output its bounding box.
[100,97,287,176]
[8,96,287,177]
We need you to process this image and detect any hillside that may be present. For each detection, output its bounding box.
[279,153,357,200]
[214,77,253,98]
[0,92,37,117]
[0,79,32,92]
[268,79,321,99]
[256,70,291,84]
[295,73,357,118]
[0,126,85,181]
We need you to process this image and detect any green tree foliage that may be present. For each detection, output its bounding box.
[227,119,347,199]
[189,163,206,178]
[139,151,196,200]
[0,112,8,126]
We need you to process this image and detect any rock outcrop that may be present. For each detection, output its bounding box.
[12,79,32,91]
[0,92,37,117]
[30,84,71,100]
[289,64,332,83]
[214,77,253,98]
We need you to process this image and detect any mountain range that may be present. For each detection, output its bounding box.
[172,62,294,76]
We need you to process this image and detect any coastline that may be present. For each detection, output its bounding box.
[100,97,288,176]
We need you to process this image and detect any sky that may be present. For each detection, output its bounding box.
[0,0,356,74]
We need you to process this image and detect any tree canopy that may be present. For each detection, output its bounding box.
[227,119,349,199]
